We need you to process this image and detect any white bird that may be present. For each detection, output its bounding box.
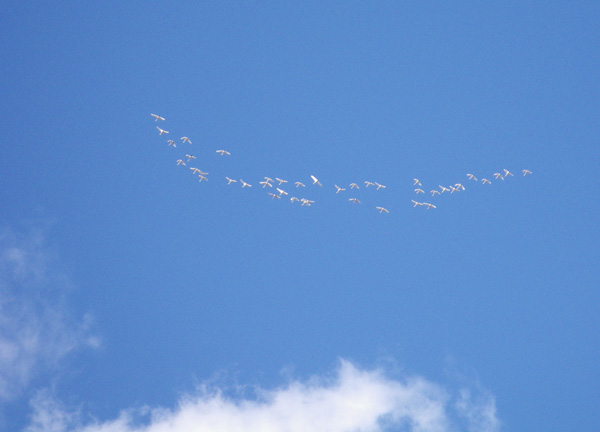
[334,185,346,194]
[311,175,322,186]
[349,198,361,204]
[277,188,288,196]
[290,197,300,203]
[176,159,186,166]
[376,206,389,214]
[198,175,208,182]
[424,203,437,210]
[349,183,359,189]
[455,183,465,191]
[375,182,386,190]
[240,179,251,188]
[467,173,478,181]
[216,150,230,156]
[503,169,514,177]
[414,188,425,194]
[493,173,504,180]
[411,200,423,207]
[268,192,281,199]
[275,178,287,185]
[449,186,458,193]
[365,181,375,188]
[522,169,532,176]
[430,190,440,196]
[225,177,237,185]
[264,177,274,182]
[414,179,422,186]
[185,154,196,161]
[259,180,273,188]
[181,136,191,144]
[295,181,305,188]
[190,167,201,174]
[151,113,165,122]
[157,127,169,135]
[301,198,314,206]
[167,140,176,147]
[439,185,450,193]
[481,178,491,184]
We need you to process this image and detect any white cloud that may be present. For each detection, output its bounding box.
[25,359,499,432]
[0,227,98,401]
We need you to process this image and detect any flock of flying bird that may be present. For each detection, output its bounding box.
[151,113,532,214]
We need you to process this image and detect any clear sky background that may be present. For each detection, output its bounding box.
[1,2,599,431]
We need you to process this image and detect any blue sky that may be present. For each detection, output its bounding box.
[1,2,599,431]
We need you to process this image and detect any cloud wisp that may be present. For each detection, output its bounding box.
[0,227,98,402]
[26,359,499,432]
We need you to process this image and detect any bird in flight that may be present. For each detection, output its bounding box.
[181,137,192,144]
[311,175,322,186]
[176,159,186,166]
[411,200,423,207]
[225,177,237,185]
[275,178,287,185]
[167,140,176,147]
[190,167,202,175]
[414,188,425,194]
[290,197,300,203]
[268,192,281,199]
[349,183,359,189]
[455,183,465,191]
[430,190,440,196]
[151,113,165,122]
[466,174,477,181]
[185,154,196,161]
[277,188,288,196]
[481,178,491,184]
[349,198,361,204]
[295,181,305,188]
[439,185,450,193]
[503,169,514,177]
[414,179,422,186]
[364,181,375,188]
[376,206,389,214]
[522,169,532,176]
[157,127,169,135]
[198,175,208,182]
[216,150,230,156]
[449,186,458,193]
[259,180,273,188]
[375,182,386,190]
[240,179,251,188]
[493,172,504,180]
[334,185,346,194]
[301,198,314,206]
[424,203,437,210]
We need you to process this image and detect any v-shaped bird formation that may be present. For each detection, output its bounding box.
[151,113,532,214]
